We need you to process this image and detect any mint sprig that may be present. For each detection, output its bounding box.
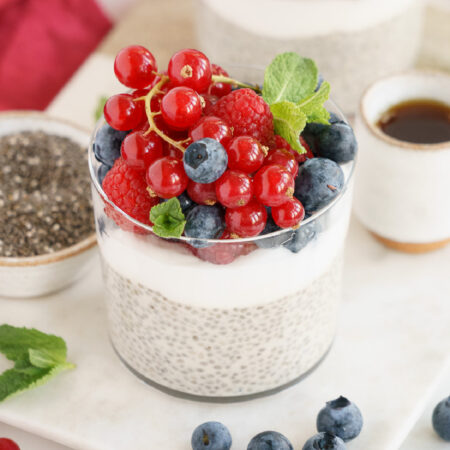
[262,52,330,153]
[0,325,75,403]
[150,197,186,238]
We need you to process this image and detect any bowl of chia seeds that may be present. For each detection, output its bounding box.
[0,112,97,298]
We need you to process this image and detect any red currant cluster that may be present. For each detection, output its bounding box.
[102,45,314,241]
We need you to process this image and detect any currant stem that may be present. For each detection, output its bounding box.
[211,75,261,93]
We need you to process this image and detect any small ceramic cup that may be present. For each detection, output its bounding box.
[353,71,450,253]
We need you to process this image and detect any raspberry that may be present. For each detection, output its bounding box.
[210,88,274,146]
[102,158,158,232]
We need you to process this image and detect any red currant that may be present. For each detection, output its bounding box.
[272,197,305,228]
[264,148,298,178]
[164,145,185,160]
[298,136,314,162]
[189,116,232,146]
[273,134,313,163]
[146,156,188,198]
[161,87,202,130]
[225,199,267,237]
[168,49,212,93]
[201,93,219,115]
[187,180,217,205]
[226,136,266,173]
[104,94,143,131]
[114,45,157,89]
[215,170,253,208]
[253,164,295,207]
[0,438,20,450]
[209,64,232,97]
[154,115,188,141]
[121,131,164,171]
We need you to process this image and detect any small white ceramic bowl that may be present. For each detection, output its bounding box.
[0,112,97,298]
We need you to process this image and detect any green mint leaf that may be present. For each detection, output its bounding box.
[0,325,75,403]
[263,53,318,105]
[297,81,331,124]
[94,95,108,122]
[271,101,308,154]
[150,198,186,238]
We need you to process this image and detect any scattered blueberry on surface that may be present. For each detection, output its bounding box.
[283,221,318,253]
[432,396,450,441]
[317,396,363,442]
[191,421,232,450]
[183,138,228,183]
[185,205,225,247]
[294,158,344,214]
[97,164,111,185]
[93,123,128,166]
[247,431,293,450]
[302,432,346,450]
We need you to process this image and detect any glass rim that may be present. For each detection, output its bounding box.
[88,95,356,245]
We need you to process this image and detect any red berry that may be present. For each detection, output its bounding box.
[215,170,253,208]
[168,48,212,93]
[201,93,219,115]
[225,199,267,237]
[299,136,314,162]
[272,197,305,228]
[146,156,188,198]
[104,94,143,131]
[274,135,314,163]
[264,148,298,178]
[189,116,232,146]
[209,64,232,97]
[0,438,20,450]
[253,164,294,207]
[154,114,188,141]
[114,45,157,89]
[164,145,185,160]
[187,181,217,205]
[227,136,266,173]
[161,86,202,130]
[210,88,274,145]
[102,158,158,231]
[121,131,163,171]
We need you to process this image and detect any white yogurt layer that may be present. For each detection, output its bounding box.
[99,183,353,309]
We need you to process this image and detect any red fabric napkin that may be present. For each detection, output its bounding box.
[0,0,111,110]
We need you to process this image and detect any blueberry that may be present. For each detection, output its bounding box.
[247,431,293,450]
[302,121,357,164]
[162,192,194,215]
[283,221,318,253]
[191,421,232,450]
[183,138,228,183]
[294,158,344,214]
[185,205,225,247]
[317,396,363,442]
[302,432,346,450]
[432,396,450,441]
[256,210,293,249]
[97,164,110,185]
[93,124,128,166]
[328,112,345,125]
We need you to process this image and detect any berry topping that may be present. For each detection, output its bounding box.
[168,48,212,93]
[273,134,313,164]
[265,148,299,178]
[161,86,203,131]
[185,205,225,246]
[104,94,144,131]
[271,197,305,228]
[114,45,157,89]
[210,88,274,146]
[121,131,163,171]
[189,116,232,147]
[191,421,232,450]
[209,64,232,97]
[93,123,128,167]
[146,156,188,199]
[253,165,295,207]
[102,158,158,230]
[317,396,363,442]
[0,438,20,450]
[247,431,293,450]
[294,158,344,213]
[183,138,228,183]
[201,93,219,115]
[225,199,267,237]
[215,170,253,208]
[302,432,346,450]
[432,396,450,441]
[187,180,217,205]
[226,136,266,174]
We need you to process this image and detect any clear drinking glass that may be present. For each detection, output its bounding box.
[89,67,356,401]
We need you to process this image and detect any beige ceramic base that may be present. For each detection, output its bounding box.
[371,232,450,253]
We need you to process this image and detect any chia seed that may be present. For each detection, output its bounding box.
[0,131,94,257]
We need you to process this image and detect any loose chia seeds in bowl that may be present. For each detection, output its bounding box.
[90,48,357,400]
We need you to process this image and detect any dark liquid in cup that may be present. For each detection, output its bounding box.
[377,99,450,144]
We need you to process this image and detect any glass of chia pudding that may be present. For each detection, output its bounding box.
[89,47,357,400]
